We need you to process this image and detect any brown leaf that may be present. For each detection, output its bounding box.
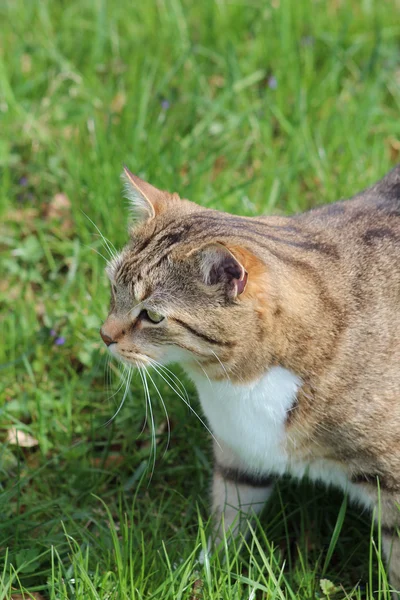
[90,454,124,468]
[43,193,73,232]
[111,91,127,114]
[6,428,39,448]
[47,193,71,219]
[6,208,39,223]
[20,54,32,74]
[190,578,203,599]
[11,594,46,600]
[212,155,227,179]
[386,137,400,163]
[208,74,225,89]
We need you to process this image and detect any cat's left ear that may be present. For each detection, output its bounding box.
[197,243,248,299]
[122,166,176,223]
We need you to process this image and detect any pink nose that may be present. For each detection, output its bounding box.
[100,329,115,346]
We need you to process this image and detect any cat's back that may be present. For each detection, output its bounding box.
[299,164,400,240]
[292,165,400,298]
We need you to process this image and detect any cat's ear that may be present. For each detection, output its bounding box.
[197,243,248,299]
[122,166,170,222]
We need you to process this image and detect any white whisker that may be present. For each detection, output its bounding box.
[124,300,145,319]
[85,244,110,263]
[103,366,133,427]
[191,357,214,388]
[210,350,231,381]
[81,211,118,260]
[150,363,220,448]
[143,365,171,457]
[139,367,157,481]
[107,363,129,401]
[147,358,191,404]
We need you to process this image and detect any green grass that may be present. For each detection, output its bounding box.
[1,0,400,597]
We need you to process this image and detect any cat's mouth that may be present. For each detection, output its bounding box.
[107,344,154,368]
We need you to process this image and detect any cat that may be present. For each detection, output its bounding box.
[100,165,400,592]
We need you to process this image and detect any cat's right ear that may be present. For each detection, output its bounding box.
[122,166,169,223]
[192,242,248,300]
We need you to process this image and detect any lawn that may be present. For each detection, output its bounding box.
[1,0,400,597]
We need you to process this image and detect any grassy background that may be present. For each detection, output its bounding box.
[1,0,400,597]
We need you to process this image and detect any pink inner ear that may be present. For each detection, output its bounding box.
[236,271,248,295]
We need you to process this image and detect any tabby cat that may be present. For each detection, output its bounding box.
[100,165,400,591]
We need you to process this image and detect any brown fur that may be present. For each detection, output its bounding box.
[101,165,400,591]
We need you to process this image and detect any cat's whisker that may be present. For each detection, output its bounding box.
[107,362,130,401]
[85,244,110,263]
[138,367,149,436]
[124,300,145,319]
[143,365,171,457]
[105,354,113,402]
[210,350,231,382]
[139,367,157,481]
[150,363,220,449]
[147,358,191,404]
[103,366,133,427]
[190,357,214,388]
[81,211,118,260]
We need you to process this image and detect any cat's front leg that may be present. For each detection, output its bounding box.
[211,440,275,549]
[381,525,400,598]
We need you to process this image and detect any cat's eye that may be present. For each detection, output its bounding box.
[144,310,165,324]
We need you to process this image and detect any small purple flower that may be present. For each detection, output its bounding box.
[50,329,56,337]
[161,99,170,110]
[267,76,278,90]
[19,176,28,187]
[301,36,314,47]
[55,337,66,346]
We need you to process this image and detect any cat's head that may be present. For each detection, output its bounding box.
[100,167,270,382]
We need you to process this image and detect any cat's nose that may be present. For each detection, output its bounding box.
[100,329,115,347]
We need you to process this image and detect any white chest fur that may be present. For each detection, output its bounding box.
[189,366,365,502]
[190,366,301,475]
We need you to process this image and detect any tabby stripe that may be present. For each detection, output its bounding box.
[132,225,200,274]
[119,222,184,274]
[172,317,235,347]
[123,218,336,281]
[351,473,380,485]
[350,472,399,492]
[173,341,210,357]
[380,524,399,537]
[216,464,275,488]
[186,215,339,257]
[189,212,296,230]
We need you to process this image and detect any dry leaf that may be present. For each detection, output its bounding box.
[20,53,32,74]
[111,91,127,113]
[190,578,203,599]
[208,74,225,89]
[6,428,39,448]
[90,454,124,468]
[6,208,39,223]
[11,594,46,600]
[386,137,400,163]
[44,193,73,232]
[212,155,227,179]
[47,193,71,218]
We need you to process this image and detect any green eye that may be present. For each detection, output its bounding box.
[146,310,165,324]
